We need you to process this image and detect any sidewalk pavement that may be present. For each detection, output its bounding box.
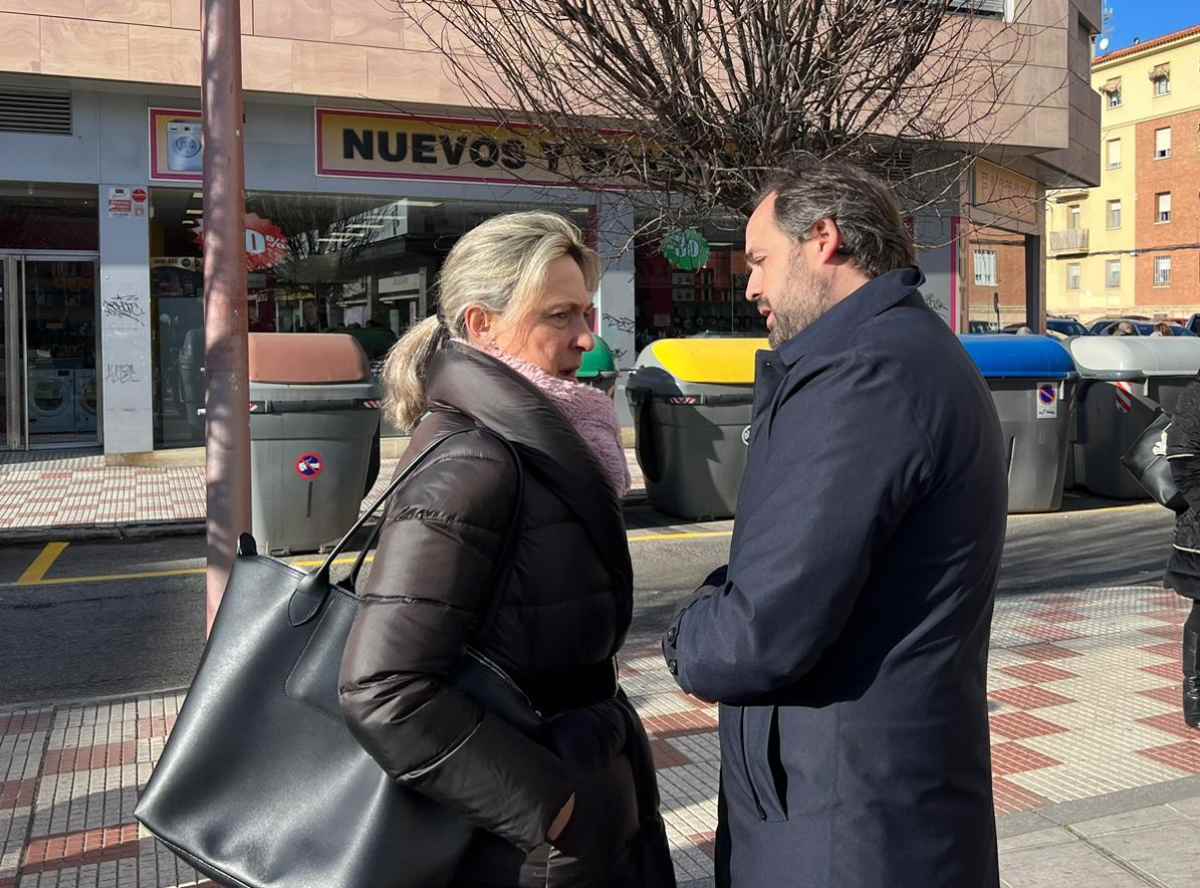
[4,583,1200,886]
[0,449,647,539]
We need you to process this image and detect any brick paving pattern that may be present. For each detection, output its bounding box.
[1,584,1196,887]
[0,450,647,532]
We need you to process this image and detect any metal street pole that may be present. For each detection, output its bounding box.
[202,0,250,635]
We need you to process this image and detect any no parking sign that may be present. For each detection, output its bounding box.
[295,452,323,480]
[1036,382,1057,419]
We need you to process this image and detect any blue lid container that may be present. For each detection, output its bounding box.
[958,335,1076,380]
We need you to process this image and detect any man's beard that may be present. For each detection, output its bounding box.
[766,257,837,348]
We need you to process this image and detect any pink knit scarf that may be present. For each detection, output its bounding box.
[461,339,631,497]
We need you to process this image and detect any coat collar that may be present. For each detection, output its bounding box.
[425,342,633,599]
[774,266,927,367]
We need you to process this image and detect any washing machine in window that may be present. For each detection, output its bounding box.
[28,369,76,435]
[74,369,98,433]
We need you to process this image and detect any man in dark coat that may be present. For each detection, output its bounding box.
[662,161,1007,887]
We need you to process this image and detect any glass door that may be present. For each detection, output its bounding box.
[23,257,99,448]
[1,258,17,449]
[0,254,100,450]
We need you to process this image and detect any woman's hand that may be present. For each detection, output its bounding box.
[547,794,575,842]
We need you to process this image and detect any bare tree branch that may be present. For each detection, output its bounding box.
[388,0,1054,237]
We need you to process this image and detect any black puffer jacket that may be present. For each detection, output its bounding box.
[1167,374,1200,597]
[339,342,671,887]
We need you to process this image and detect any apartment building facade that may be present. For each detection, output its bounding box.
[0,0,1099,455]
[1047,24,1200,322]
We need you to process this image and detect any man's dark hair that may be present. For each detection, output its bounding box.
[759,160,916,279]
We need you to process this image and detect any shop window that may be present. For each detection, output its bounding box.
[148,189,592,447]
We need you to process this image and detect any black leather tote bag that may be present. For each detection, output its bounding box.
[135,423,526,888]
[1122,409,1188,512]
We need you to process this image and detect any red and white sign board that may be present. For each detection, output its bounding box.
[295,452,324,480]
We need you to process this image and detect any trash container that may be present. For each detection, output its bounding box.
[577,334,618,397]
[626,337,766,520]
[248,333,381,554]
[1068,337,1200,499]
[959,335,1078,513]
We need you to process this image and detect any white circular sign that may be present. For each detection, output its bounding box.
[741,425,752,446]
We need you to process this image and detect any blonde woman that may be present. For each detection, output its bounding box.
[339,212,675,887]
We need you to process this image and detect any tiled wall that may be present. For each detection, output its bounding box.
[0,0,1090,161]
[0,0,474,105]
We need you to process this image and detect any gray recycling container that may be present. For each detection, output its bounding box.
[248,333,381,554]
[960,335,1079,513]
[1068,337,1200,499]
[626,337,765,520]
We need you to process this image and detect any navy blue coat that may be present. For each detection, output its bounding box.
[663,268,1006,888]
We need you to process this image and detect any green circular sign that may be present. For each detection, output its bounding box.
[662,228,710,271]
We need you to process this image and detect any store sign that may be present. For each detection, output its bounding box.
[316,108,590,186]
[193,213,289,272]
[971,160,1038,228]
[150,108,204,182]
[662,228,710,271]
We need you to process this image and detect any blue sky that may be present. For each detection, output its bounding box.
[1101,1,1198,53]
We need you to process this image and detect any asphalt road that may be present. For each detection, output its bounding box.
[0,495,1178,707]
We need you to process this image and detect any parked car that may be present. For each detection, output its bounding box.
[1187,314,1200,336]
[1093,319,1196,337]
[1046,318,1089,338]
[1088,316,1153,335]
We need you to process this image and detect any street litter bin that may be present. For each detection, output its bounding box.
[577,334,618,397]
[959,335,1078,513]
[626,337,766,520]
[1068,337,1200,499]
[248,333,381,554]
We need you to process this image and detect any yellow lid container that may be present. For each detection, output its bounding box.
[643,337,767,384]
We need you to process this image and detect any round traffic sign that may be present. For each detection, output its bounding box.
[295,452,323,480]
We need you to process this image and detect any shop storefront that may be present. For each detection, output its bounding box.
[0,87,962,455]
[0,184,100,450]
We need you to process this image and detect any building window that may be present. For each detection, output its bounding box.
[1157,192,1172,223]
[1152,70,1171,96]
[1068,205,1082,229]
[1106,138,1121,169]
[973,250,998,286]
[1107,199,1122,229]
[1106,260,1121,288]
[1156,127,1172,159]
[1102,77,1122,107]
[1067,263,1082,290]
[1154,256,1172,287]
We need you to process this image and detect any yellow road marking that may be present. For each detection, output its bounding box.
[628,530,733,543]
[2,529,731,589]
[16,542,70,586]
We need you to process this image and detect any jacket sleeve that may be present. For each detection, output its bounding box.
[1169,377,1200,513]
[664,351,932,704]
[339,440,572,852]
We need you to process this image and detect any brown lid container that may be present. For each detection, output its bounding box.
[248,333,370,384]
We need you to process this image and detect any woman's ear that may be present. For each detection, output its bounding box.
[463,305,492,341]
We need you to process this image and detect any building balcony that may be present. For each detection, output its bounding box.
[1049,228,1089,256]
